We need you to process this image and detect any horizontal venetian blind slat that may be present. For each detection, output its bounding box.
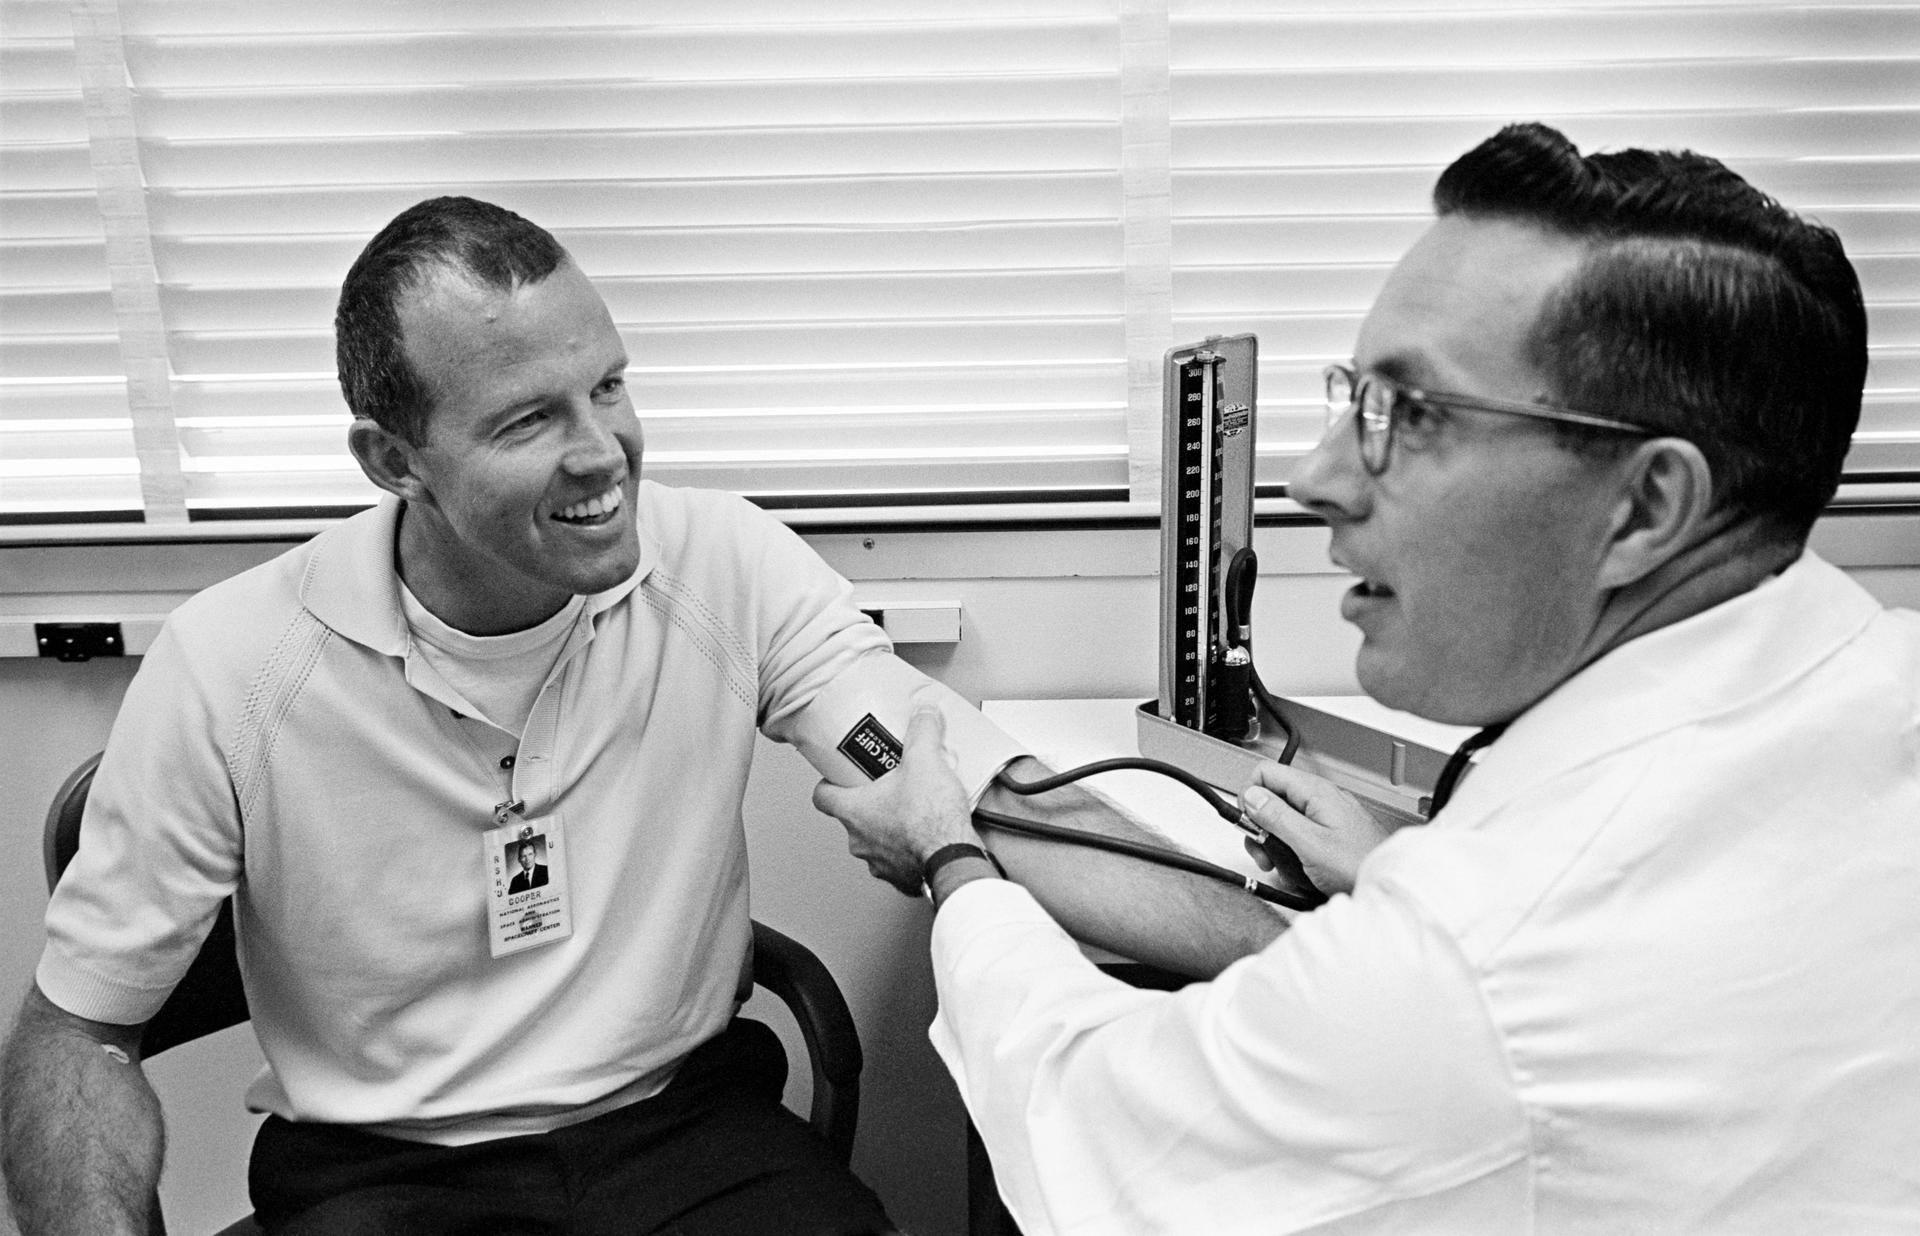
[144,173,1123,233]
[140,127,1123,189]
[116,0,1123,34]
[165,320,1124,377]
[1176,112,1920,167]
[156,221,1123,285]
[117,24,1123,87]
[177,456,1129,513]
[1175,160,1920,213]
[1174,8,1918,63]
[163,271,1121,337]
[137,77,1120,136]
[1178,61,1920,114]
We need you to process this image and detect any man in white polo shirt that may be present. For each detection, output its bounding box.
[1,197,1281,1236]
[816,123,1920,1233]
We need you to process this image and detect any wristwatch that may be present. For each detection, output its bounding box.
[920,842,1005,903]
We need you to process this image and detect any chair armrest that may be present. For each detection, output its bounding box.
[750,919,863,1162]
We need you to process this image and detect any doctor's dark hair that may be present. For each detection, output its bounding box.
[335,196,570,444]
[1433,123,1867,543]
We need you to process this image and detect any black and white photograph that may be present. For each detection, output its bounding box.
[2,4,1915,1235]
[506,836,549,895]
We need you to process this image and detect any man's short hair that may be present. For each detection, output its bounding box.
[335,196,569,444]
[1433,123,1867,542]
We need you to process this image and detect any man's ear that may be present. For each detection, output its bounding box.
[1598,436,1717,590]
[348,417,434,506]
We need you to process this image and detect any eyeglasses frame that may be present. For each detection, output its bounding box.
[1322,362,1660,475]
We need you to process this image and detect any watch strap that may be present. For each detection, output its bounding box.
[920,842,1004,900]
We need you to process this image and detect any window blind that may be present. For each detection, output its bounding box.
[2,0,1916,531]
[1169,0,1920,506]
[3,0,1133,524]
[1,0,146,521]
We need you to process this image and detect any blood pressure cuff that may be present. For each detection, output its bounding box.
[772,650,1027,806]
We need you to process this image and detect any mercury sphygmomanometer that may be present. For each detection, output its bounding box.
[823,336,1330,912]
[978,335,1329,913]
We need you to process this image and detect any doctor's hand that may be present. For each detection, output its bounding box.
[1239,763,1400,896]
[813,705,983,897]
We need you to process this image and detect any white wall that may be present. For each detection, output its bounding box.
[2,514,1915,1235]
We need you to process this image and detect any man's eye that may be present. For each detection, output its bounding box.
[1395,394,1447,443]
[594,376,627,401]
[503,410,548,436]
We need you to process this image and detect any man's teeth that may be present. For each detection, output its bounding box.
[1357,580,1395,598]
[556,485,623,522]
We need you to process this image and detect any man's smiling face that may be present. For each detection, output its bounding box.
[387,260,643,635]
[1289,216,1629,725]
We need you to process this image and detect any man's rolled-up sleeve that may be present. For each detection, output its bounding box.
[743,509,1026,801]
[770,649,1026,803]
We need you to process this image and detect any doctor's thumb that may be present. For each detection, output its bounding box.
[905,702,948,748]
[1242,783,1282,827]
[1241,782,1305,845]
[812,779,852,819]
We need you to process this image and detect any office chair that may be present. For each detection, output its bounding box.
[44,753,865,1235]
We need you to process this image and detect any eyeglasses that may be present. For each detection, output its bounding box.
[1322,363,1657,476]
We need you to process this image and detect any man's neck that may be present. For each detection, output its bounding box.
[395,502,572,635]
[1577,518,1801,681]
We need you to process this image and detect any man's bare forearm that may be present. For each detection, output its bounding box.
[976,756,1288,978]
[2,986,163,1236]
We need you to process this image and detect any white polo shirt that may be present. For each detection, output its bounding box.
[40,483,1023,1144]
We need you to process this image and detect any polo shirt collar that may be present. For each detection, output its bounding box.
[1439,551,1880,829]
[299,494,656,656]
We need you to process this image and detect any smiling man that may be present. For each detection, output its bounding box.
[816,124,1920,1233]
[354,257,647,635]
[2,198,1280,1236]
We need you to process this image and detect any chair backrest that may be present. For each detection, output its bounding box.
[43,753,863,1160]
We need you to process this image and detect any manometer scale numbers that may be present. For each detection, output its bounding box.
[1156,332,1258,745]
[1170,351,1224,731]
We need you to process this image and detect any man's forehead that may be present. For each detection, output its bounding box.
[1355,215,1585,393]
[396,259,625,423]
[398,260,550,331]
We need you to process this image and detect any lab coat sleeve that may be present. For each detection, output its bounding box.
[927,879,1531,1234]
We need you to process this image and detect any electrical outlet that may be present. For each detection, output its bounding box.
[35,622,125,662]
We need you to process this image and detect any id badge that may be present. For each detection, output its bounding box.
[484,815,573,959]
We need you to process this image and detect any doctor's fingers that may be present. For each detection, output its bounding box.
[846,833,923,897]
[811,767,966,843]
[1242,763,1368,838]
[812,776,901,838]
